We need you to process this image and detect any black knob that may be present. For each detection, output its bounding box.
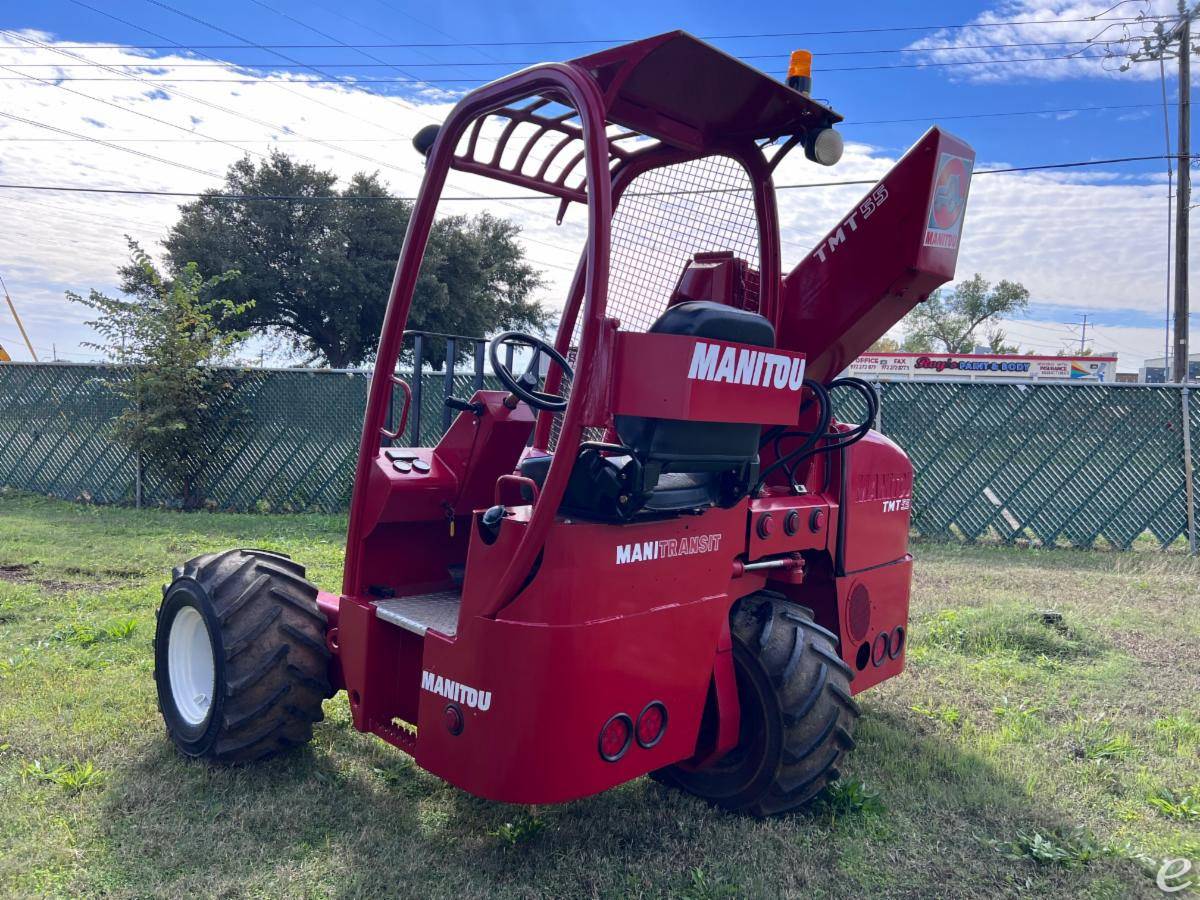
[412,124,441,158]
[478,504,506,545]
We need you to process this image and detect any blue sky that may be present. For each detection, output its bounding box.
[0,0,1192,368]
[15,0,1175,167]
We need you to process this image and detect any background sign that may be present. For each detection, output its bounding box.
[849,352,1116,382]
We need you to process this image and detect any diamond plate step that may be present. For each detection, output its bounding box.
[374,589,462,637]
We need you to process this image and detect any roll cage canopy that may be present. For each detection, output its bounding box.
[571,31,842,149]
[445,31,842,206]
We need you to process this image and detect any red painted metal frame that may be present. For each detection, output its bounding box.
[343,62,613,600]
[323,33,972,807]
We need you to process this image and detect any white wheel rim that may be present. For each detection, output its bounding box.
[168,606,215,727]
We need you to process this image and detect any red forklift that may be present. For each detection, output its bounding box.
[154,32,974,816]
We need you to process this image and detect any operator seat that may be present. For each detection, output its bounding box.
[519,300,775,521]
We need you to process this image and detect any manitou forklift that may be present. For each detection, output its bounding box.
[154,32,973,816]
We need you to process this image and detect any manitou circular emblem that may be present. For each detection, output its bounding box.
[924,152,973,249]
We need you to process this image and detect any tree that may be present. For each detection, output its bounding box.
[867,336,902,353]
[157,152,548,368]
[68,241,251,508]
[901,274,1030,353]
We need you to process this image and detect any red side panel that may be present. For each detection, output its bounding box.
[777,127,975,381]
[611,332,806,426]
[840,431,914,574]
[837,559,911,695]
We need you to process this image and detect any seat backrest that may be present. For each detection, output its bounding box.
[614,300,775,474]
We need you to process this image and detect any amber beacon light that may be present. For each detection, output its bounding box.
[787,49,813,95]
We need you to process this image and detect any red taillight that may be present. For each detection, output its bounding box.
[598,713,633,762]
[636,701,668,748]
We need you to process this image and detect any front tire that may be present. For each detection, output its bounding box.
[656,592,860,816]
[154,549,333,762]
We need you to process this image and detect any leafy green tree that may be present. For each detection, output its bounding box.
[867,336,902,353]
[901,274,1030,353]
[68,241,251,508]
[156,152,548,368]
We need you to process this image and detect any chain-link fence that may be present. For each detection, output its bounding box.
[0,361,1195,549]
[866,381,1197,551]
[0,362,494,513]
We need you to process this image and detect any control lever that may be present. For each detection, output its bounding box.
[478,504,507,545]
[444,397,485,416]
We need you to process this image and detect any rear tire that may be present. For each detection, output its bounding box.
[655,591,860,816]
[153,549,333,762]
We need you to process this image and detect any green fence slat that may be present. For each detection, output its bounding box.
[0,363,1195,546]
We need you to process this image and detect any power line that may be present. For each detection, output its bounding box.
[301,0,488,85]
[59,2,428,145]
[0,37,1145,68]
[0,192,166,232]
[35,6,577,236]
[0,14,1167,50]
[0,154,1186,202]
[0,50,1130,83]
[139,0,471,139]
[0,29,433,186]
[243,0,472,100]
[0,109,223,179]
[0,101,1172,144]
[851,101,1170,126]
[0,62,274,163]
[1066,313,1093,353]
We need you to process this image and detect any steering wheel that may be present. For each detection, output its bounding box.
[489,331,574,412]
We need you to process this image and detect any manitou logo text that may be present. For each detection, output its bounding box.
[854,471,912,514]
[616,533,723,565]
[688,342,806,391]
[421,670,492,711]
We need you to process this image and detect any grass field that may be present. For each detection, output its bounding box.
[0,492,1197,899]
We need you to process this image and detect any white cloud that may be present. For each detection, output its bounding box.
[0,30,1191,371]
[907,0,1179,82]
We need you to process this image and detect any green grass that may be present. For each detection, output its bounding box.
[0,491,1197,898]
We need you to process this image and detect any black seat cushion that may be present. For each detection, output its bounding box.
[614,300,775,473]
[641,471,719,513]
[514,300,775,522]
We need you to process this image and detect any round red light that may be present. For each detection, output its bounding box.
[598,713,632,762]
[635,702,668,748]
[444,704,464,735]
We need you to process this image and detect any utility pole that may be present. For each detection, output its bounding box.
[1175,10,1192,382]
[1117,2,1200,381]
[1074,314,1092,354]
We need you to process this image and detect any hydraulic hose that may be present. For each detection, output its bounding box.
[754,377,879,495]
